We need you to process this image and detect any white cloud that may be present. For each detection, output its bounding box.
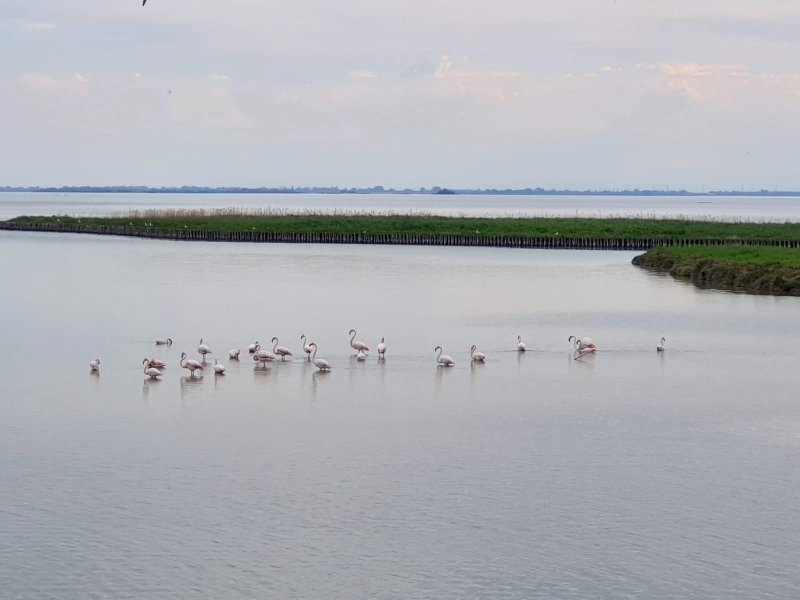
[347,70,378,80]
[4,0,800,187]
[21,74,60,94]
[25,22,56,32]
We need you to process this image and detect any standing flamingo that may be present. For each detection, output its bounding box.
[470,345,487,362]
[248,341,259,354]
[435,346,456,367]
[253,345,276,367]
[155,338,172,346]
[309,342,332,371]
[569,335,597,360]
[146,357,166,369]
[214,359,226,375]
[300,335,313,361]
[271,337,293,361]
[568,335,597,351]
[89,358,100,372]
[377,337,387,359]
[349,329,369,354]
[180,352,204,376]
[657,337,666,352]
[143,358,162,379]
[229,348,241,359]
[516,335,527,352]
[198,338,212,362]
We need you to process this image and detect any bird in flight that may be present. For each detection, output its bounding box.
[142,0,147,5]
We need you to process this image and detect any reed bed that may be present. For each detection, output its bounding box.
[116,207,791,224]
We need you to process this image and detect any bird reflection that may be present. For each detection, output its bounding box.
[377,355,386,386]
[470,358,485,386]
[179,375,203,400]
[311,369,330,400]
[253,365,273,383]
[517,346,526,373]
[568,351,595,371]
[434,361,454,392]
[142,377,161,400]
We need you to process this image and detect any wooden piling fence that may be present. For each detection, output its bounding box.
[1,220,798,250]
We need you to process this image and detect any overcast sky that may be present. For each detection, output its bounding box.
[2,0,799,189]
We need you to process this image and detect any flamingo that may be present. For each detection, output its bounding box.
[568,335,597,351]
[470,345,487,362]
[229,348,241,359]
[657,337,666,352]
[180,352,204,376]
[309,342,332,371]
[569,336,597,360]
[213,359,226,375]
[248,341,259,354]
[517,335,527,352]
[147,357,166,368]
[89,358,100,372]
[271,337,293,361]
[253,345,276,367]
[377,337,387,359]
[349,329,369,354]
[155,338,172,346]
[435,346,456,367]
[300,335,313,361]
[357,350,367,361]
[143,358,162,379]
[198,338,212,361]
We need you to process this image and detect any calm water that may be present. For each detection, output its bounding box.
[2,191,800,221]
[1,231,800,599]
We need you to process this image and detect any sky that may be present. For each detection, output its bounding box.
[2,0,800,189]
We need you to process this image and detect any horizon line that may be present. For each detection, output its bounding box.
[1,185,798,197]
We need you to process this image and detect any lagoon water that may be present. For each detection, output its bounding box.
[1,230,800,599]
[2,191,800,222]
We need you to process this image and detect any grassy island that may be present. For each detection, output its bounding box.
[5,211,800,242]
[633,247,800,296]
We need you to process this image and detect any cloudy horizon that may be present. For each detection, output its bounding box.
[2,0,800,190]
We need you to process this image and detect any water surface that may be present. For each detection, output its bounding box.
[1,231,799,599]
[2,191,800,221]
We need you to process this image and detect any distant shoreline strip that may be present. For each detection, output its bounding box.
[2,221,799,250]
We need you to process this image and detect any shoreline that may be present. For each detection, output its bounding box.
[632,248,800,296]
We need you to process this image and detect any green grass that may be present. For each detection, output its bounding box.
[8,210,800,241]
[645,246,800,267]
[632,246,800,295]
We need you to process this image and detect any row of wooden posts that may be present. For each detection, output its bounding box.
[1,221,798,250]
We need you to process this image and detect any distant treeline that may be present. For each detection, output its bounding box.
[0,185,797,197]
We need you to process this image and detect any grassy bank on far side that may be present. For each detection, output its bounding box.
[7,211,800,241]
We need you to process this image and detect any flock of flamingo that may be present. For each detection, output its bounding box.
[88,331,668,377]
